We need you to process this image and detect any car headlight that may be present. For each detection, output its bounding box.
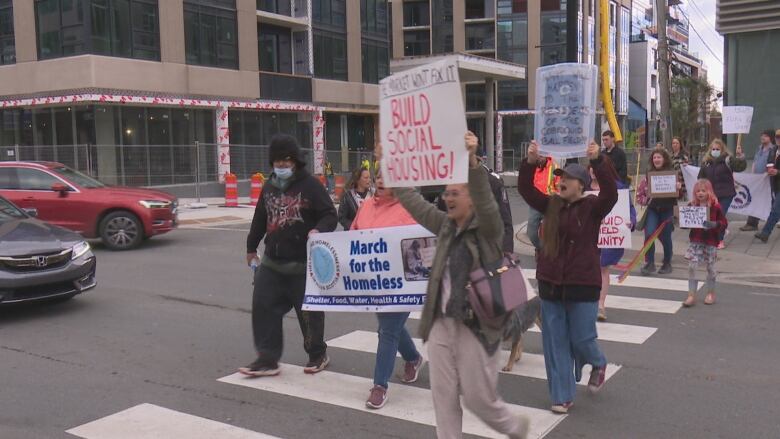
[72,241,91,259]
[139,200,172,209]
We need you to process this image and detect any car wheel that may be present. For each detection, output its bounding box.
[100,211,144,250]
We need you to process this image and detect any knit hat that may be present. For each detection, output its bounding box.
[268,134,306,168]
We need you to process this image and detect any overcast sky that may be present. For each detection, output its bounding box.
[684,0,724,94]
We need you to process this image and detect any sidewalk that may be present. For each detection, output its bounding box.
[177,198,256,226]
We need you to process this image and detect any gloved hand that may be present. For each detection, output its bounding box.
[702,220,717,230]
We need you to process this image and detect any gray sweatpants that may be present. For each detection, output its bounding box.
[427,317,527,439]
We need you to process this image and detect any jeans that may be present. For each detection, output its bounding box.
[374,312,421,388]
[760,192,780,236]
[527,207,544,249]
[252,265,327,363]
[540,299,607,405]
[717,196,734,241]
[644,207,674,265]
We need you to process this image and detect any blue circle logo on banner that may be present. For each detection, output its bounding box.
[309,241,340,290]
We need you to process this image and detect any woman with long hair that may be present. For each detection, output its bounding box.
[696,139,746,248]
[636,148,680,275]
[338,166,372,230]
[671,137,689,200]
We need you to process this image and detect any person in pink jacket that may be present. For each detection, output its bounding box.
[351,171,424,410]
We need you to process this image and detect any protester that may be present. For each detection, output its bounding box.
[697,139,747,248]
[589,160,636,322]
[384,131,530,439]
[241,134,337,377]
[602,130,628,184]
[753,142,780,242]
[337,166,372,230]
[525,155,558,251]
[518,139,616,414]
[683,179,728,307]
[670,137,689,200]
[740,130,776,231]
[324,160,335,194]
[636,148,680,275]
[349,171,424,410]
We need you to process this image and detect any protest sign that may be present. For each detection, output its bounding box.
[586,189,632,248]
[722,106,754,134]
[303,225,436,312]
[678,205,708,229]
[648,171,679,198]
[534,63,599,159]
[682,165,772,220]
[379,57,467,187]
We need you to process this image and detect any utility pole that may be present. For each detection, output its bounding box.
[656,0,672,149]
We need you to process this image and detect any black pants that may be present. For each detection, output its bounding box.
[746,216,759,227]
[252,264,327,363]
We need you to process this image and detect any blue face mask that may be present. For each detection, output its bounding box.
[275,167,293,180]
[711,150,721,158]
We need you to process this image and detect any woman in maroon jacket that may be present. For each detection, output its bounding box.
[518,140,618,414]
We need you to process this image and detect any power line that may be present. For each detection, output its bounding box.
[675,7,723,65]
[687,1,722,44]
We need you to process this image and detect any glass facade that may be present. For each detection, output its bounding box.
[0,0,14,65]
[258,24,292,73]
[183,0,238,69]
[402,1,429,27]
[497,0,527,110]
[465,0,494,19]
[465,23,494,51]
[361,0,389,84]
[431,0,453,54]
[619,5,630,114]
[35,0,160,61]
[540,0,566,66]
[403,30,429,56]
[257,0,291,15]
[313,0,347,80]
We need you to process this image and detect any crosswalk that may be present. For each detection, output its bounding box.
[67,270,692,439]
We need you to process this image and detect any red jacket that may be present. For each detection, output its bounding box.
[688,202,727,247]
[518,156,618,299]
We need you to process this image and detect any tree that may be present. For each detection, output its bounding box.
[670,76,714,147]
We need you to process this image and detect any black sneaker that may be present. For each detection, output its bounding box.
[658,263,673,274]
[238,357,280,377]
[640,262,656,276]
[303,354,330,374]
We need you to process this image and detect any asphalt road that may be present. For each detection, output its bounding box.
[1,198,778,438]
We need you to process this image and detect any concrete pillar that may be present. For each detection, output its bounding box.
[12,0,36,63]
[216,105,230,181]
[391,0,404,59]
[159,0,185,63]
[496,113,503,172]
[313,110,325,174]
[485,78,495,170]
[237,0,260,72]
[453,0,465,52]
[94,107,118,185]
[347,0,362,82]
[527,0,541,107]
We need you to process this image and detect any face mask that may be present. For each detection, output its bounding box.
[275,167,293,180]
[711,150,721,158]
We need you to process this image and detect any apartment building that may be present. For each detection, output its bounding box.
[0,0,390,186]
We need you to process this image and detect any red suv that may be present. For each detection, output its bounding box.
[0,162,178,250]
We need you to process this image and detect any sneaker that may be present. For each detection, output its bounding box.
[238,357,281,377]
[658,263,673,274]
[597,307,607,322]
[365,385,387,409]
[640,262,656,276]
[682,294,696,307]
[303,354,330,374]
[755,232,769,243]
[400,356,424,383]
[739,224,758,231]
[717,241,726,249]
[551,401,573,414]
[588,365,607,394]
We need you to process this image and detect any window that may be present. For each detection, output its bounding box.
[466,23,494,51]
[312,0,345,28]
[0,0,15,65]
[35,0,160,61]
[465,0,494,19]
[184,0,238,69]
[361,0,388,83]
[497,1,528,110]
[403,1,429,27]
[257,0,291,16]
[403,30,429,56]
[361,0,387,35]
[540,1,566,65]
[431,0,452,54]
[465,84,485,112]
[314,33,347,80]
[17,168,65,191]
[0,168,16,189]
[362,41,389,84]
[259,24,292,73]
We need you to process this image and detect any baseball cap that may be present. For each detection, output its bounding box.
[554,163,592,188]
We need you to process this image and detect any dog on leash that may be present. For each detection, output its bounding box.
[501,296,542,372]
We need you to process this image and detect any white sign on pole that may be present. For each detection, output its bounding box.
[379,57,468,187]
[722,106,754,134]
[586,189,632,248]
[534,63,599,159]
[303,225,436,312]
[678,205,709,229]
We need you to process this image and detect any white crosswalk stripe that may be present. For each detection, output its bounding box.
[326,330,622,384]
[219,365,565,439]
[604,295,681,314]
[520,269,690,293]
[67,403,281,439]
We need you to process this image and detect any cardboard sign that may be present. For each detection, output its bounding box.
[586,189,632,248]
[648,171,679,198]
[379,57,468,187]
[303,225,436,312]
[678,205,709,229]
[722,106,754,134]
[534,63,599,159]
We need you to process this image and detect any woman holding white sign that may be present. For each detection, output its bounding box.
[696,139,746,248]
[518,140,617,415]
[379,132,531,439]
[636,148,680,275]
[349,171,424,410]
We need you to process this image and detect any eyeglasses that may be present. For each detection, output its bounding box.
[442,190,464,199]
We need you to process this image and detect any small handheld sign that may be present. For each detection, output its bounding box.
[648,171,679,199]
[677,205,709,229]
[722,106,753,134]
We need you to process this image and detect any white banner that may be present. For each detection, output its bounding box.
[303,225,436,312]
[379,57,468,187]
[678,206,708,229]
[722,106,754,134]
[587,189,632,248]
[682,165,772,220]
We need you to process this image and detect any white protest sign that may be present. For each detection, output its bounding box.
[379,57,467,187]
[678,205,708,229]
[586,189,632,248]
[722,106,754,134]
[534,63,599,159]
[303,225,436,312]
[648,171,679,198]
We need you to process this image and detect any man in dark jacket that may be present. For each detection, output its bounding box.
[602,130,628,184]
[754,143,780,242]
[240,134,338,377]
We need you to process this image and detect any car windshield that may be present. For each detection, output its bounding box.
[51,166,105,188]
[0,197,26,222]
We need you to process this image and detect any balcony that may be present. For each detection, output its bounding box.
[257,0,309,31]
[259,71,312,102]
